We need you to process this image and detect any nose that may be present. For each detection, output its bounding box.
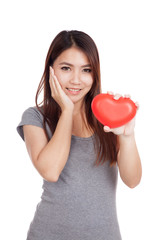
[70,70,81,85]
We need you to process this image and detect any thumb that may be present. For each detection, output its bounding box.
[104,126,111,132]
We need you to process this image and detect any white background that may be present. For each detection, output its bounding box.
[1,0,160,239]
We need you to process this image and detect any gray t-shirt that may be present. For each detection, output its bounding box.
[17,106,122,240]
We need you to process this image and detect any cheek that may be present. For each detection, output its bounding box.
[54,71,68,86]
[82,76,93,87]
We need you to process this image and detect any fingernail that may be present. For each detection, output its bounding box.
[114,96,119,100]
[124,94,131,98]
[107,91,114,95]
[50,66,54,74]
[104,126,110,131]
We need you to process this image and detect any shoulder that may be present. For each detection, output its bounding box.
[17,106,44,141]
[22,106,43,118]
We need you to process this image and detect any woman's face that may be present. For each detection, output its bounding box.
[52,47,93,106]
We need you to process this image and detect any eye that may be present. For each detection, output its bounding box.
[61,66,71,71]
[83,68,92,73]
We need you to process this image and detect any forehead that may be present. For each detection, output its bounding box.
[55,47,90,65]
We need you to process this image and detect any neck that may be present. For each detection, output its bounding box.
[72,100,85,116]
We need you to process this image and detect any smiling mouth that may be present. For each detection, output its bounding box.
[66,88,82,92]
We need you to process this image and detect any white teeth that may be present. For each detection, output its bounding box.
[67,88,81,92]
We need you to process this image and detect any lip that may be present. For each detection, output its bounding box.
[66,88,82,95]
[66,88,82,90]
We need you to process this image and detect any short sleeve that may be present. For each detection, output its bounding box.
[16,106,44,141]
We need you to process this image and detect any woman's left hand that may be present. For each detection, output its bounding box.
[103,93,139,136]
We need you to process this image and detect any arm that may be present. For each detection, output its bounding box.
[104,119,142,188]
[117,133,142,188]
[103,93,142,188]
[23,108,73,182]
[23,66,75,182]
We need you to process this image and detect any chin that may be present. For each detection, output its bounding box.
[69,96,84,104]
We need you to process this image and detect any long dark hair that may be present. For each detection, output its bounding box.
[35,30,119,166]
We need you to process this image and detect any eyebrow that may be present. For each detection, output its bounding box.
[59,62,91,67]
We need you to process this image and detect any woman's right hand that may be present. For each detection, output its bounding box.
[49,66,74,112]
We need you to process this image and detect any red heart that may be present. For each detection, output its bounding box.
[91,93,137,128]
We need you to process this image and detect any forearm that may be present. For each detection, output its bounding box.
[117,133,142,188]
[37,109,73,182]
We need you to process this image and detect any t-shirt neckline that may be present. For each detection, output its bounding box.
[71,133,95,140]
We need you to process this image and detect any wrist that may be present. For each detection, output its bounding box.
[118,132,135,143]
[62,108,74,115]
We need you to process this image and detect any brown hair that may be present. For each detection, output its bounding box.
[35,30,119,166]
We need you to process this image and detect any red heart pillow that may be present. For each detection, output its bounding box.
[91,93,137,128]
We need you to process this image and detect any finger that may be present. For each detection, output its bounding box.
[110,125,125,135]
[113,93,122,100]
[124,94,131,98]
[49,66,55,84]
[50,66,56,84]
[107,91,114,95]
[50,66,60,93]
[103,126,111,132]
[52,73,62,93]
[135,101,140,110]
[49,66,54,78]
[49,67,57,96]
[49,66,52,80]
[49,67,53,88]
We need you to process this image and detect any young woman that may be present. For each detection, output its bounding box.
[17,30,142,240]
